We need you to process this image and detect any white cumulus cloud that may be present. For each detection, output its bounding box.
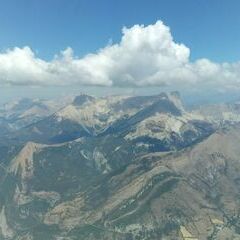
[0,20,240,90]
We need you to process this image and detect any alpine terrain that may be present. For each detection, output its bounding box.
[0,92,240,240]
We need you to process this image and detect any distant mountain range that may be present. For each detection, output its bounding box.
[0,97,73,132]
[0,92,240,239]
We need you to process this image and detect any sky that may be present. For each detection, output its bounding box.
[0,0,240,104]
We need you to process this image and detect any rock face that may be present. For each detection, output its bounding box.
[7,92,214,146]
[9,142,44,179]
[0,93,240,239]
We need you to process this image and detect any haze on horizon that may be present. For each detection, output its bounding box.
[1,0,240,104]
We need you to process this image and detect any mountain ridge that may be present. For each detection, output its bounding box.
[0,92,240,239]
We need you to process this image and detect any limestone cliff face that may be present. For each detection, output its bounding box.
[9,142,44,179]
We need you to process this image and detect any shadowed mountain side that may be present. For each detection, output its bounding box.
[0,125,240,239]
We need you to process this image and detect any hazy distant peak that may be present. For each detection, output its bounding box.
[72,94,95,106]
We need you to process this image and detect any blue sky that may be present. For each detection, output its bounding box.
[1,0,240,62]
[0,0,240,104]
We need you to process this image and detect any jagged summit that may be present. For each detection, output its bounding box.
[10,92,195,144]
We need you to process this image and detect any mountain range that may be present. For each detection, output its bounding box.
[0,92,240,239]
